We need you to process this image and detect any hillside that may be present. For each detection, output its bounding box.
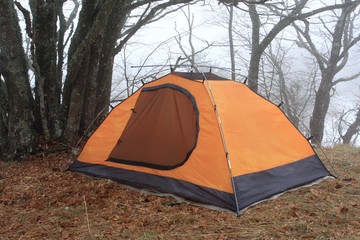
[0,144,359,239]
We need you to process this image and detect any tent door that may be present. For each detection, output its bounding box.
[107,84,199,170]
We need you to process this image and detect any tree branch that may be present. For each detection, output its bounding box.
[332,71,360,86]
[293,20,327,71]
[261,0,358,55]
[114,0,192,55]
[14,1,33,38]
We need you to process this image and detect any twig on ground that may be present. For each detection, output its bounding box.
[84,195,92,238]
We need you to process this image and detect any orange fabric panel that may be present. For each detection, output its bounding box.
[208,81,315,176]
[78,74,233,193]
[77,90,140,163]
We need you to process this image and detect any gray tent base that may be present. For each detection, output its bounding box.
[77,171,332,215]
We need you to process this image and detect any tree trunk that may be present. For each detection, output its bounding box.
[228,4,235,81]
[248,4,261,92]
[341,107,360,144]
[62,0,104,144]
[63,52,91,144]
[65,0,128,141]
[0,78,8,155]
[309,77,332,144]
[248,53,261,93]
[95,5,127,123]
[62,0,118,118]
[30,0,63,138]
[81,36,102,134]
[0,0,37,158]
[297,2,359,145]
[57,0,79,99]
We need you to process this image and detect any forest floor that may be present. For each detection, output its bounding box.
[0,143,359,239]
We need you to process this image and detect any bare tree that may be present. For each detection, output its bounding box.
[173,5,214,72]
[293,0,360,144]
[261,40,317,129]
[246,0,358,93]
[339,104,360,145]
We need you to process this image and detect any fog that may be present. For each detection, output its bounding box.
[15,0,360,145]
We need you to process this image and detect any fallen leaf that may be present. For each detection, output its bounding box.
[340,206,349,214]
[290,207,299,217]
[310,189,320,197]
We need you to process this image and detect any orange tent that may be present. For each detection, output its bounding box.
[70,72,331,215]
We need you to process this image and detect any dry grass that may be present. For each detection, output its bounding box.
[0,144,359,239]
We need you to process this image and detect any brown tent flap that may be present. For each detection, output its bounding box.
[107,83,199,170]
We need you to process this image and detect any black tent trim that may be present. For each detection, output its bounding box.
[234,154,331,210]
[70,160,236,211]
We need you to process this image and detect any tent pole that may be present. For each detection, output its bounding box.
[197,67,241,216]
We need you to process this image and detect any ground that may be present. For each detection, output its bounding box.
[0,144,359,239]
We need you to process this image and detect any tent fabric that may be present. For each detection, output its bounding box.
[70,72,331,215]
[107,84,199,170]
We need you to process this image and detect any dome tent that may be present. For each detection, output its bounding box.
[70,72,331,215]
